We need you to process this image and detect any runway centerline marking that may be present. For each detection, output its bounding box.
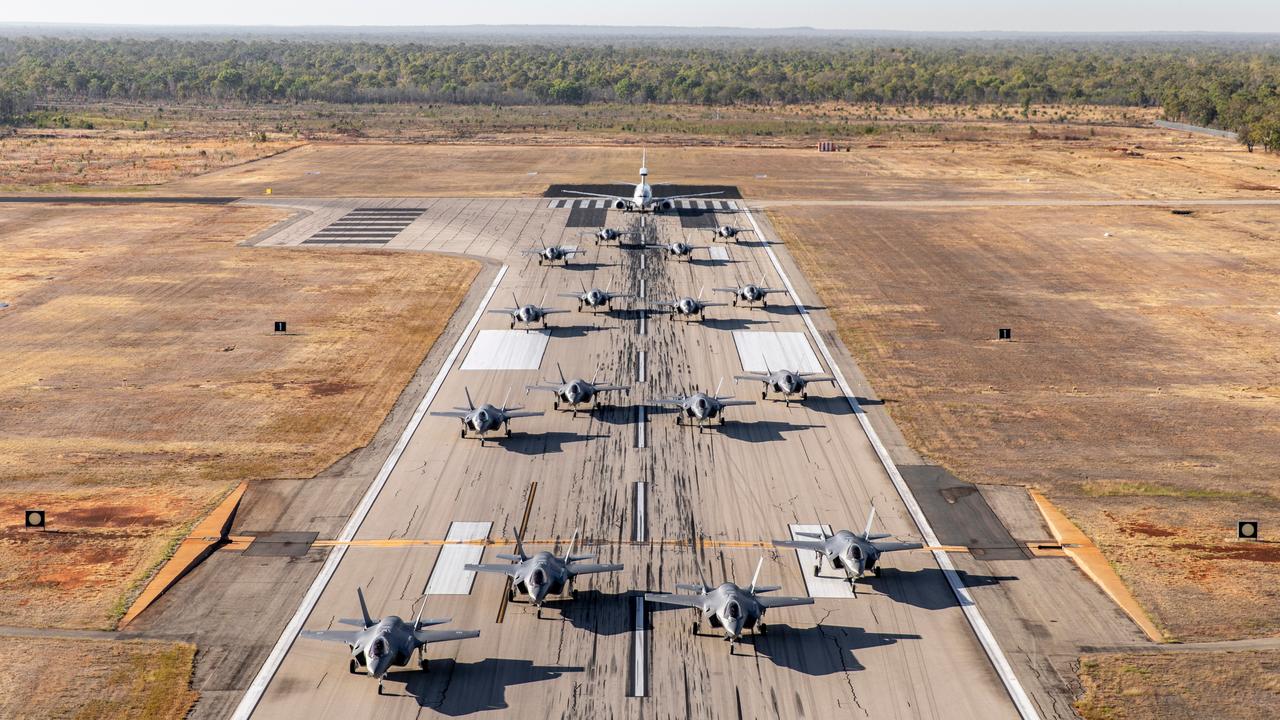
[633,482,648,543]
[637,351,646,383]
[636,406,646,449]
[630,596,647,697]
[230,264,509,720]
[744,206,1041,720]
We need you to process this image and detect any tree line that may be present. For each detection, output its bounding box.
[3,37,1280,148]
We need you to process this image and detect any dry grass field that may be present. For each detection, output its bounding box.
[771,202,1280,642]
[0,129,300,193]
[165,126,1280,201]
[0,203,478,629]
[1074,650,1280,719]
[0,638,198,719]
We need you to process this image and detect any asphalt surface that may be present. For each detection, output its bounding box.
[129,195,1154,720]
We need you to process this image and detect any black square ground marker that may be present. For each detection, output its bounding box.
[274,321,287,333]
[1238,520,1259,540]
[24,510,45,529]
[998,328,1012,340]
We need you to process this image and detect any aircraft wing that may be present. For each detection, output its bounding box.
[540,308,571,315]
[464,562,521,577]
[300,629,361,645]
[503,410,545,419]
[652,397,687,406]
[525,384,560,393]
[756,595,816,609]
[563,189,627,201]
[874,541,925,554]
[556,292,586,299]
[592,385,629,393]
[653,190,724,202]
[799,373,837,383]
[717,399,755,407]
[772,539,828,553]
[487,308,516,315]
[711,287,740,294]
[761,288,790,295]
[699,302,728,308]
[430,410,470,418]
[734,374,769,382]
[567,562,625,577]
[414,629,481,645]
[643,592,707,610]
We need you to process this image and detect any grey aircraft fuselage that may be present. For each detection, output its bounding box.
[466,534,623,618]
[773,511,924,583]
[656,389,754,429]
[644,566,813,652]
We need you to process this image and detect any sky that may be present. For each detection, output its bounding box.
[2,0,1278,33]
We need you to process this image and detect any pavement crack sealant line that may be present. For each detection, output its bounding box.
[230,265,509,720]
[742,207,1042,720]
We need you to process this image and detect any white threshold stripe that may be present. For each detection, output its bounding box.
[743,208,1042,720]
[631,596,647,697]
[230,264,510,720]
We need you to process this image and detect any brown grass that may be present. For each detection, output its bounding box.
[0,203,479,628]
[0,638,198,720]
[0,128,300,193]
[1075,650,1280,720]
[772,203,1280,641]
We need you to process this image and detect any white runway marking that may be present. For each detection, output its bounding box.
[426,522,492,595]
[708,246,730,261]
[460,330,551,370]
[732,331,824,374]
[634,482,648,543]
[640,254,645,270]
[636,406,646,449]
[745,208,1042,720]
[637,351,646,383]
[639,278,645,299]
[631,596,647,697]
[232,265,509,720]
[789,524,855,599]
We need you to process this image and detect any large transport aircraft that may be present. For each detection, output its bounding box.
[564,150,722,212]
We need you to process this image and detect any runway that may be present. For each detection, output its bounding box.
[226,197,1025,718]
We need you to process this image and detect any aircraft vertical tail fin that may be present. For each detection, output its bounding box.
[514,526,529,561]
[564,529,579,564]
[862,505,877,539]
[557,362,566,385]
[356,587,373,628]
[501,388,511,413]
[412,593,427,628]
[748,557,764,594]
[464,387,475,411]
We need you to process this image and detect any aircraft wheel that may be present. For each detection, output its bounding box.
[536,607,543,620]
[505,427,512,438]
[553,400,560,410]
[459,428,465,440]
[349,659,360,675]
[759,622,767,635]
[813,564,822,577]
[509,322,514,330]
[508,587,517,602]
[761,391,767,400]
[692,621,700,636]
[874,566,883,577]
[801,392,808,401]
[419,657,429,671]
[377,681,385,696]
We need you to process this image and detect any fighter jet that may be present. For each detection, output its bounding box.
[582,227,639,245]
[562,150,722,213]
[522,241,584,265]
[735,360,836,404]
[654,379,754,430]
[488,293,568,329]
[713,282,789,308]
[431,388,543,444]
[558,281,632,312]
[644,559,813,654]
[773,507,923,584]
[647,240,706,262]
[526,363,629,416]
[466,529,623,618]
[648,289,725,322]
[709,225,755,242]
[301,587,479,695]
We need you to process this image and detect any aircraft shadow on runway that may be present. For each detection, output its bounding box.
[716,419,824,443]
[496,431,611,455]
[391,658,585,714]
[863,567,1019,611]
[757,395,855,417]
[749,623,922,676]
[557,261,616,272]
[699,316,772,331]
[688,257,738,268]
[543,589,633,637]
[756,302,830,315]
[546,323,610,339]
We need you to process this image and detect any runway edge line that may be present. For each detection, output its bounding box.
[743,208,1042,720]
[230,264,510,720]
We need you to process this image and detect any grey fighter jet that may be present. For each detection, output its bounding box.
[773,507,923,584]
[713,282,789,308]
[735,360,836,404]
[654,379,754,430]
[431,387,543,444]
[522,241,584,265]
[582,227,639,245]
[301,587,479,695]
[644,559,813,654]
[489,293,568,329]
[646,240,705,262]
[526,363,629,416]
[466,529,623,618]
[709,225,755,242]
[648,289,725,322]
[558,281,633,312]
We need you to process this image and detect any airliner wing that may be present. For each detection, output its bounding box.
[563,190,627,201]
[653,190,724,202]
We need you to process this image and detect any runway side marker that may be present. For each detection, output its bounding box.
[745,208,1042,720]
[425,521,491,595]
[230,265,509,720]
